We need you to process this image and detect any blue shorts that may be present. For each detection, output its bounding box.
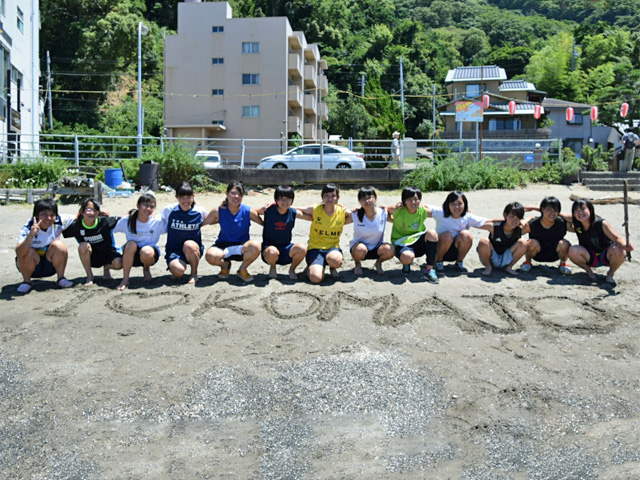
[262,243,294,266]
[166,244,204,266]
[15,252,56,278]
[306,247,342,267]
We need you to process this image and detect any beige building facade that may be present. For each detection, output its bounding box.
[164,0,328,145]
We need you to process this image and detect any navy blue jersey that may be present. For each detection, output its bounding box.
[161,203,207,255]
[263,205,297,247]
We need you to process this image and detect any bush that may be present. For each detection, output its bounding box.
[526,162,562,184]
[0,158,70,188]
[402,155,530,191]
[141,142,217,191]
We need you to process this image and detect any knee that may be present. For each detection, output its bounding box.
[527,239,540,253]
[78,242,91,255]
[379,244,394,257]
[458,230,473,245]
[351,244,367,260]
[264,247,279,262]
[426,230,438,242]
[291,244,306,257]
[439,231,453,246]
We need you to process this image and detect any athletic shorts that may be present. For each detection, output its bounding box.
[306,247,342,267]
[132,246,160,267]
[395,233,427,259]
[213,240,245,262]
[15,253,56,278]
[587,247,610,268]
[351,242,390,261]
[91,248,122,269]
[166,244,204,267]
[262,243,294,266]
[533,248,559,263]
[442,242,459,262]
[490,248,514,268]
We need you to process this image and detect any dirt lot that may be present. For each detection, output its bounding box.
[1,184,639,479]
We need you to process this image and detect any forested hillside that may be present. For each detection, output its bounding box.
[40,0,640,139]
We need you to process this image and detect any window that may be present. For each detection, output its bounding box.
[242,42,260,54]
[567,113,583,125]
[242,106,260,117]
[212,26,224,33]
[17,6,24,33]
[565,139,583,155]
[212,89,224,96]
[488,118,521,131]
[212,58,224,65]
[466,84,480,98]
[1,0,5,16]
[242,74,260,85]
[211,120,225,126]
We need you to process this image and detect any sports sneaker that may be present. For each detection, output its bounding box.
[237,269,254,283]
[423,268,439,284]
[558,262,572,275]
[520,261,532,273]
[455,261,468,273]
[435,261,444,272]
[401,264,411,275]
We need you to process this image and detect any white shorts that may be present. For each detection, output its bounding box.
[491,248,514,268]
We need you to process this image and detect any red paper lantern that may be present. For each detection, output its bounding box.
[482,94,490,109]
[508,100,516,116]
[590,106,598,122]
[620,102,629,118]
[566,107,575,122]
[534,104,543,120]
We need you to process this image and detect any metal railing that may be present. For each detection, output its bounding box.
[0,133,562,169]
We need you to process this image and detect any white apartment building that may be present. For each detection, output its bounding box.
[0,0,41,161]
[164,0,328,147]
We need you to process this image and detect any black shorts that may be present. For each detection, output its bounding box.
[442,243,459,262]
[91,249,122,268]
[533,248,559,263]
[395,233,427,259]
[132,246,160,267]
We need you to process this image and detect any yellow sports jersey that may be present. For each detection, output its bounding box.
[308,204,346,249]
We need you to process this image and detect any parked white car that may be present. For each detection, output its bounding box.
[256,144,366,169]
[195,150,224,170]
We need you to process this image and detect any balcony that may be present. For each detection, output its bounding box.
[288,34,302,50]
[304,94,316,114]
[318,75,328,95]
[288,54,302,79]
[288,86,303,108]
[304,122,317,139]
[304,44,319,62]
[304,65,317,88]
[318,102,328,122]
[288,116,301,134]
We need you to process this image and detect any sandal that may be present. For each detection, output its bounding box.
[57,277,74,289]
[17,282,33,294]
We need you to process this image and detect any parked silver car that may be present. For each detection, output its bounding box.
[256,144,366,169]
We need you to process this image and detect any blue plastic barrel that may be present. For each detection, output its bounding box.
[104,168,123,188]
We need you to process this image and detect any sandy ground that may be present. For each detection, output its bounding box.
[1,183,639,479]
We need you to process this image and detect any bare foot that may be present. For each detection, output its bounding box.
[376,262,384,275]
[84,277,95,286]
[605,275,616,285]
[188,275,198,284]
[330,267,339,278]
[116,281,129,291]
[505,267,519,276]
[269,266,278,279]
[103,271,113,281]
[288,270,298,280]
[354,265,363,276]
[585,269,597,280]
[143,268,153,282]
[481,267,493,277]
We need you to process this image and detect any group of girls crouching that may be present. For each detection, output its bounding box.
[14,181,634,293]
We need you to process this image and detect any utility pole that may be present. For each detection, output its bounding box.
[432,84,436,145]
[47,51,53,130]
[399,56,405,130]
[360,74,365,97]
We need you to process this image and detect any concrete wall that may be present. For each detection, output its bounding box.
[207,168,406,187]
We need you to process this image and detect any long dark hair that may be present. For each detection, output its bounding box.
[127,193,156,234]
[571,198,596,227]
[443,191,468,218]
[357,186,377,222]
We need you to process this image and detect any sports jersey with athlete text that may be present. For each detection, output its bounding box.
[161,203,207,255]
